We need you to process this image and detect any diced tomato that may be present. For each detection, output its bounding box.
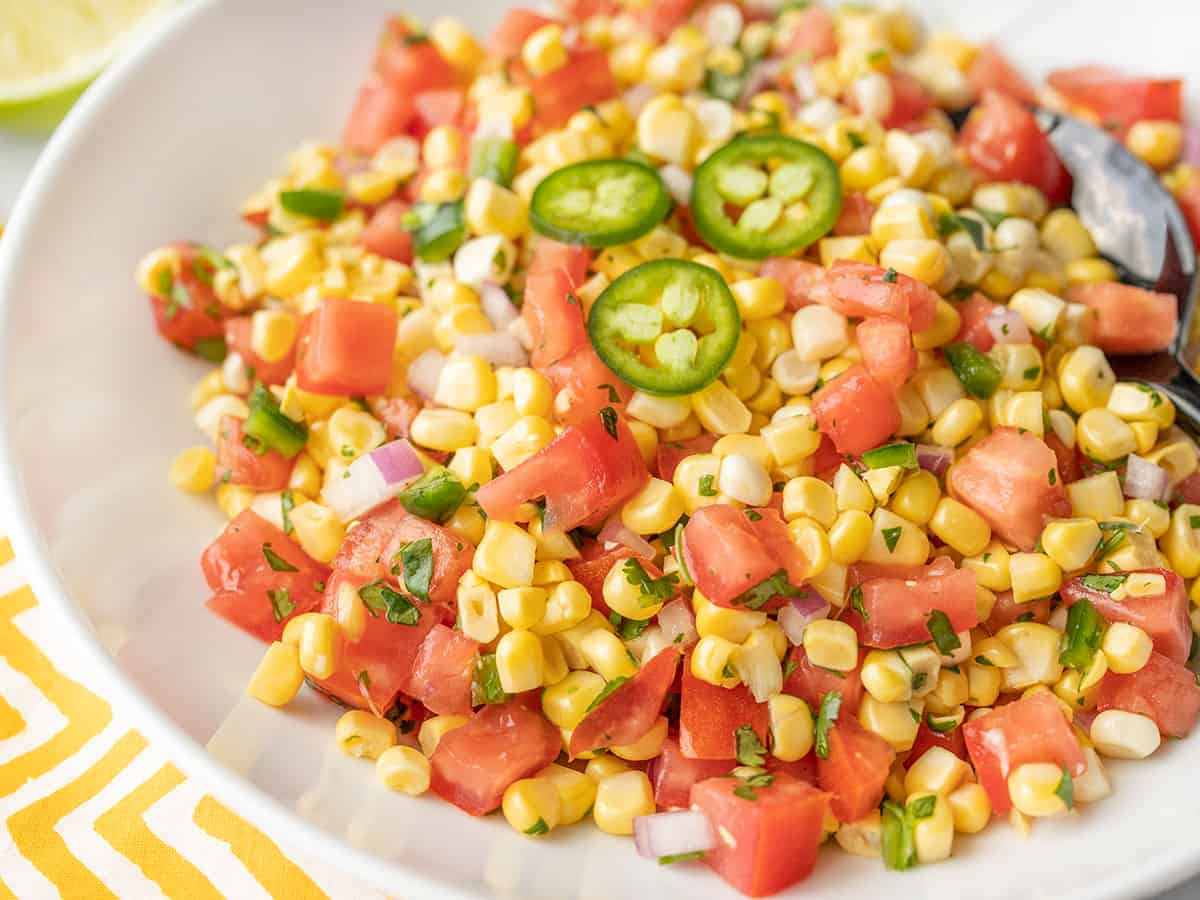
[856,317,916,393]
[559,0,618,18]
[905,720,967,767]
[429,699,562,815]
[1047,66,1182,134]
[343,77,415,155]
[295,298,398,397]
[811,434,843,479]
[968,43,1037,105]
[1177,471,1200,506]
[412,89,465,137]
[476,413,648,532]
[522,239,592,368]
[1066,282,1177,355]
[369,395,421,441]
[201,510,329,642]
[882,72,933,129]
[316,571,444,713]
[1176,181,1200,248]
[214,416,293,491]
[783,646,866,715]
[489,8,557,58]
[691,774,830,898]
[405,624,479,716]
[570,648,680,756]
[1062,569,1190,665]
[812,364,901,456]
[1044,431,1083,485]
[847,559,978,648]
[543,345,631,427]
[649,737,731,809]
[782,5,837,59]
[985,589,1050,632]
[679,661,769,759]
[763,754,818,784]
[962,691,1086,815]
[959,90,1072,204]
[360,200,414,263]
[331,499,474,607]
[817,713,895,822]
[655,433,717,481]
[223,316,295,387]
[147,242,228,353]
[524,47,617,131]
[1094,650,1200,738]
[954,292,998,352]
[636,0,698,39]
[822,260,937,331]
[375,20,458,95]
[759,257,827,311]
[832,192,875,236]
[566,545,636,616]
[682,506,806,609]
[947,427,1070,551]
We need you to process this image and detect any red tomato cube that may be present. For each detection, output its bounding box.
[214,416,293,491]
[812,364,901,456]
[857,316,916,393]
[360,200,414,264]
[224,315,295,386]
[783,646,867,715]
[968,43,1037,105]
[569,648,679,757]
[959,90,1072,204]
[1066,282,1177,355]
[522,239,592,368]
[822,260,937,331]
[649,738,732,809]
[405,624,480,716]
[816,713,895,822]
[759,257,827,311]
[1094,650,1200,738]
[1061,569,1190,665]
[679,660,769,760]
[295,298,398,397]
[682,505,805,609]
[954,292,999,352]
[1048,66,1182,135]
[846,557,979,648]
[342,77,415,155]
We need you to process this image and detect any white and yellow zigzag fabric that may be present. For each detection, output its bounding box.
[0,538,388,900]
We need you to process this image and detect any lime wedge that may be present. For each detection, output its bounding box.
[0,0,170,132]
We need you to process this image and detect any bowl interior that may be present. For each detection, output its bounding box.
[3,0,1200,898]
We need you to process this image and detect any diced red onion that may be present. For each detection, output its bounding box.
[406,349,444,402]
[658,165,693,207]
[598,515,656,560]
[324,441,422,521]
[1124,453,1170,501]
[917,443,954,477]
[657,598,698,647]
[633,811,715,861]
[740,60,784,105]
[987,307,1032,345]
[1075,708,1098,734]
[480,282,520,329]
[453,332,529,368]
[1185,126,1200,167]
[778,593,830,645]
[623,83,656,117]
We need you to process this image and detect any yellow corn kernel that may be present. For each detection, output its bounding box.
[948,782,991,834]
[418,715,469,757]
[602,561,659,621]
[581,629,639,682]
[1106,382,1175,428]
[522,23,568,77]
[912,298,962,351]
[496,629,546,693]
[376,745,432,796]
[879,238,949,286]
[475,400,520,452]
[534,580,593,635]
[859,695,921,751]
[818,234,878,266]
[803,619,859,672]
[780,476,835,528]
[246,308,297,363]
[673,452,725,514]
[1124,498,1170,538]
[409,408,477,453]
[828,509,873,565]
[1163,502,1200,578]
[169,446,216,493]
[863,508,929,566]
[291,612,338,680]
[1037,518,1100,573]
[510,366,553,418]
[928,497,991,557]
[583,756,629,787]
[767,693,815,762]
[335,710,397,760]
[1126,119,1184,170]
[443,503,486,547]
[290,500,344,562]
[612,716,669,761]
[966,660,1003,707]
[473,520,537,589]
[787,517,831,581]
[1101,622,1153,675]
[593,770,655,835]
[620,478,685,537]
[839,145,889,191]
[1039,208,1096,263]
[691,380,753,436]
[885,470,937,527]
[465,178,528,239]
[1065,256,1118,286]
[833,464,876,513]
[429,16,484,69]
[490,415,555,472]
[1144,437,1199,484]
[691,634,741,687]
[1067,471,1125,520]
[727,276,785,321]
[931,397,983,447]
[542,670,606,730]
[693,591,767,644]
[245,641,304,707]
[498,586,548,631]
[1058,345,1116,413]
[905,745,969,797]
[434,354,498,413]
[635,94,698,165]
[861,650,915,704]
[907,791,954,863]
[531,560,571,587]
[1131,421,1160,454]
[1008,552,1062,605]
[419,168,467,204]
[456,578,497,647]
[503,777,561,836]
[995,622,1064,690]
[758,415,820,469]
[870,203,935,245]
[958,543,1010,594]
[1007,762,1069,818]
[1076,407,1137,462]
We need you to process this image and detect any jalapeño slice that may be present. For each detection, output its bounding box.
[690,134,842,260]
[588,259,741,396]
[530,159,672,248]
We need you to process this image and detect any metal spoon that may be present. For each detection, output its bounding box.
[1035,110,1200,423]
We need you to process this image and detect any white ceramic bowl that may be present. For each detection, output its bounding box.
[3,0,1200,897]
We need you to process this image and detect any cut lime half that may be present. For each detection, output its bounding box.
[0,0,171,132]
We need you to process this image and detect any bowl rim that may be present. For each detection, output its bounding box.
[0,2,1199,898]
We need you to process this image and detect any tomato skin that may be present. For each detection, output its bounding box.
[201,510,329,642]
[343,77,415,155]
[817,713,895,822]
[1044,431,1083,485]
[295,298,398,397]
[822,260,937,331]
[679,660,769,759]
[960,90,1072,204]
[214,416,293,491]
[655,433,717,481]
[429,699,562,815]
[905,721,967,767]
[542,345,631,428]
[406,624,480,716]
[649,737,731,809]
[759,257,827,311]
[524,47,617,131]
[968,43,1037,105]
[147,242,229,352]
[782,5,837,59]
[368,395,421,441]
[1062,569,1190,665]
[691,773,830,898]
[375,20,458,93]
[566,545,636,616]
[476,413,648,532]
[882,72,933,129]
[360,200,414,263]
[812,364,901,457]
[489,9,557,58]
[1066,282,1177,354]
[522,240,592,368]
[846,558,978,648]
[857,317,916,394]
[832,192,876,236]
[962,691,1086,815]
[954,292,998,352]
[1047,66,1182,134]
[947,427,1070,551]
[637,0,698,39]
[569,648,680,756]
[223,316,295,387]
[1094,650,1200,738]
[682,506,797,609]
[783,646,866,716]
[985,589,1050,632]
